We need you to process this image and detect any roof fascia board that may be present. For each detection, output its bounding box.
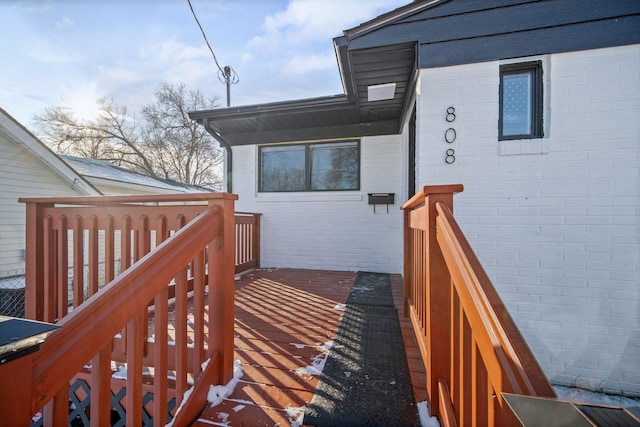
[333,36,357,100]
[0,109,101,196]
[343,0,446,42]
[223,120,400,146]
[189,95,350,122]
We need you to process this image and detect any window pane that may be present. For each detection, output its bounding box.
[260,145,305,191]
[310,142,358,190]
[502,72,532,136]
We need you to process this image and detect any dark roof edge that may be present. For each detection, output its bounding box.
[189,94,350,122]
[342,0,447,41]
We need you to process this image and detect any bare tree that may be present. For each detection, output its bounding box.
[142,83,222,188]
[33,83,223,189]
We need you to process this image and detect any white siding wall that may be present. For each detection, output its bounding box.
[415,44,640,396]
[0,139,84,276]
[232,134,404,274]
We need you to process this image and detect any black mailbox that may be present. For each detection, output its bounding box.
[368,193,395,213]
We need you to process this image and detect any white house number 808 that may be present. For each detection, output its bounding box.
[445,107,456,164]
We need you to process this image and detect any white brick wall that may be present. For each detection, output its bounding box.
[415,44,640,396]
[232,134,404,274]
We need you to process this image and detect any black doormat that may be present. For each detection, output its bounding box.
[303,272,420,427]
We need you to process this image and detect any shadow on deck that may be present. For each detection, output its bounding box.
[194,269,427,426]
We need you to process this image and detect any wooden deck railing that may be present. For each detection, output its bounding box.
[3,193,250,426]
[402,185,555,427]
[234,212,261,275]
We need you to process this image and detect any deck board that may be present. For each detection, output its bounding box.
[193,269,426,426]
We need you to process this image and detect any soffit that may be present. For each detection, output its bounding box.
[189,41,416,146]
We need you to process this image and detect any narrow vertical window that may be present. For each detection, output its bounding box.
[499,61,543,140]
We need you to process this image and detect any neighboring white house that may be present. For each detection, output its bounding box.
[0,108,100,279]
[191,1,640,397]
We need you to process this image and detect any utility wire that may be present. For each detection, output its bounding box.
[187,0,224,73]
[187,0,239,106]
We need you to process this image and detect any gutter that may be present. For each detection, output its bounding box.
[203,118,232,194]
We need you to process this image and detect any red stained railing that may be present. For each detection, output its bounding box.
[234,212,261,275]
[3,193,254,426]
[402,185,555,427]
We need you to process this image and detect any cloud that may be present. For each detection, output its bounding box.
[249,0,408,49]
[282,50,337,76]
[17,0,55,13]
[56,16,73,30]
[22,36,82,64]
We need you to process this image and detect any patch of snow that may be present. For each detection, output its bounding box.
[286,405,306,427]
[295,340,333,376]
[112,365,127,379]
[553,385,640,408]
[227,398,254,405]
[166,359,243,427]
[232,404,245,412]
[193,418,225,426]
[216,412,230,425]
[290,342,307,349]
[333,303,346,311]
[417,401,440,427]
[207,360,244,406]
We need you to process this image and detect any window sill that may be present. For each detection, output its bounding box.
[255,192,364,203]
[499,138,549,156]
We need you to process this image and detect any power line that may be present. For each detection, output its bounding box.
[186,0,223,73]
[187,0,239,106]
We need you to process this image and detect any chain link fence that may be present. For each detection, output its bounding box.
[0,275,25,318]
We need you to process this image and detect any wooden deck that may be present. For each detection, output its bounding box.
[194,268,427,426]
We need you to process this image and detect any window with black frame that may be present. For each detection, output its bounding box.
[499,61,543,140]
[259,140,360,192]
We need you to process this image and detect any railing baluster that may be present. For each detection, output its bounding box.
[153,287,169,427]
[175,264,189,404]
[44,387,69,427]
[57,215,68,318]
[104,215,115,284]
[126,312,144,426]
[73,215,84,308]
[88,216,99,296]
[90,345,112,426]
[43,216,55,323]
[120,215,131,353]
[193,250,206,367]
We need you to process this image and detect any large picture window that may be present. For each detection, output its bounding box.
[499,61,543,140]
[259,141,360,192]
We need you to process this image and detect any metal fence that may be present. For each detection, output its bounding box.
[0,275,25,318]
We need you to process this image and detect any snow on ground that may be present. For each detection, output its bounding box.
[166,359,244,427]
[553,385,640,408]
[207,360,244,406]
[417,401,441,427]
[295,340,334,376]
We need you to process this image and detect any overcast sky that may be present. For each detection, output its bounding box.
[0,0,408,128]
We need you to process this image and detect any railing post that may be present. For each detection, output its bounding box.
[252,213,261,270]
[24,202,50,321]
[208,195,237,384]
[421,184,463,418]
[0,353,34,426]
